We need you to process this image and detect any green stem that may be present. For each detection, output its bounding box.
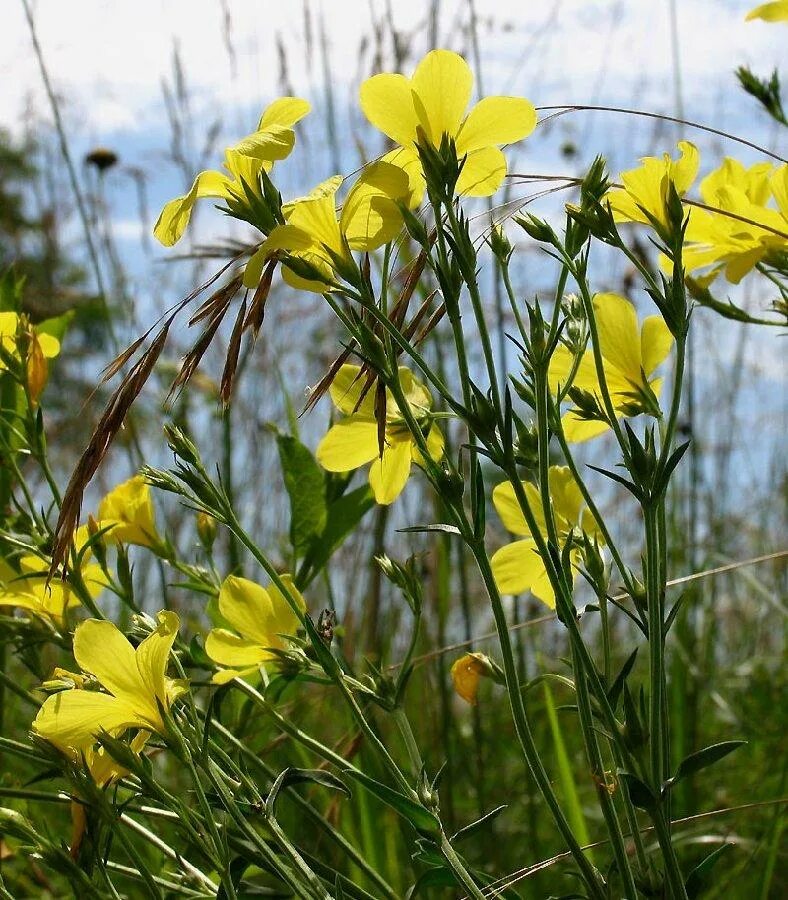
[439,828,487,900]
[393,708,423,777]
[572,646,639,897]
[652,807,690,899]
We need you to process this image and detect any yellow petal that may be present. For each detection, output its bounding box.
[456,96,537,154]
[529,565,557,608]
[382,147,426,208]
[671,141,700,195]
[257,97,311,129]
[368,436,412,504]
[341,162,408,250]
[97,475,159,548]
[206,628,268,667]
[412,423,444,467]
[33,691,137,752]
[243,225,313,288]
[233,124,295,162]
[593,293,642,383]
[0,312,18,336]
[285,190,343,256]
[316,417,380,471]
[771,164,788,217]
[561,411,611,443]
[153,170,231,247]
[492,481,529,535]
[396,365,433,415]
[745,1,788,22]
[490,538,552,605]
[212,666,258,685]
[73,620,147,707]
[547,466,583,527]
[410,50,472,145]
[359,73,419,146]
[36,333,61,359]
[281,252,336,293]
[640,315,674,375]
[218,576,276,645]
[328,364,376,416]
[135,610,180,710]
[266,574,306,632]
[456,146,507,197]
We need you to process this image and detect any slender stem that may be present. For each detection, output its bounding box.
[393,708,423,777]
[469,542,605,898]
[444,201,502,421]
[119,813,218,893]
[572,645,639,897]
[385,366,606,899]
[221,510,413,795]
[430,200,473,409]
[211,720,398,900]
[439,829,487,900]
[550,396,639,601]
[652,807,690,899]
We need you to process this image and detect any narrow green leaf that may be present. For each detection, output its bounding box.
[618,771,657,811]
[685,843,734,899]
[608,647,638,709]
[451,804,507,843]
[343,770,439,834]
[671,741,746,786]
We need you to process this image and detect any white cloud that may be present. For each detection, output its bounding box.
[3,0,784,138]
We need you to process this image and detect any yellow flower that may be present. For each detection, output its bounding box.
[683,160,788,283]
[746,0,788,21]
[0,553,107,626]
[0,312,60,369]
[33,611,184,752]
[359,49,537,204]
[95,475,160,549]
[316,364,444,505]
[205,574,304,684]
[450,653,491,705]
[153,97,311,246]
[548,293,674,443]
[243,162,409,292]
[491,466,602,608]
[607,141,699,233]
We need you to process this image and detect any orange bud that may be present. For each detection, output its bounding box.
[450,652,492,705]
[26,334,48,405]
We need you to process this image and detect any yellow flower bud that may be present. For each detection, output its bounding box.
[450,652,494,705]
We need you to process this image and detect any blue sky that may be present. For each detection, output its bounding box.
[3,0,786,509]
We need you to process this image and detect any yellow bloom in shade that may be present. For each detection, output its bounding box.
[154,97,311,246]
[607,141,699,232]
[548,293,674,443]
[491,466,602,608]
[243,162,409,292]
[359,49,537,204]
[316,364,444,505]
[205,574,304,684]
[0,553,107,626]
[451,653,491,705]
[682,160,788,283]
[746,0,788,21]
[0,312,60,368]
[96,475,160,549]
[33,611,184,752]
